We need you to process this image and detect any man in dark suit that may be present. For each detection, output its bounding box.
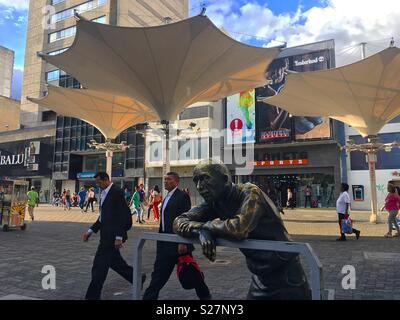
[83,172,144,300]
[143,172,211,300]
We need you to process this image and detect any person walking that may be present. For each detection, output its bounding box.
[27,186,39,221]
[287,188,294,210]
[64,190,72,211]
[130,186,143,224]
[143,172,211,300]
[139,184,147,222]
[147,188,154,221]
[304,186,312,208]
[82,172,145,300]
[151,185,162,222]
[336,183,360,241]
[78,187,87,211]
[382,183,400,238]
[84,187,96,212]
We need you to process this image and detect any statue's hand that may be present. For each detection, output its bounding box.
[199,229,216,262]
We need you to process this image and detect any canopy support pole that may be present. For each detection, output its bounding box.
[162,121,171,196]
[106,150,113,182]
[367,150,379,224]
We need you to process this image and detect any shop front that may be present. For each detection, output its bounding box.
[229,143,342,209]
[0,137,54,203]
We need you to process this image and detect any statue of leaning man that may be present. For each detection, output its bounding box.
[173,160,312,300]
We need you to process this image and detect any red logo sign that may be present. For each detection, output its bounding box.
[254,159,309,167]
[230,119,243,131]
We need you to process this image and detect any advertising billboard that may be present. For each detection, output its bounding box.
[227,89,256,145]
[256,40,335,143]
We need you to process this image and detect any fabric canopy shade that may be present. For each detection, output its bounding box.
[265,47,400,137]
[39,14,279,121]
[28,85,157,140]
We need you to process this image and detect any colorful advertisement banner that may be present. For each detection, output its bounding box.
[227,89,256,145]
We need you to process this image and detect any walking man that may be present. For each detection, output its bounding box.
[27,186,39,221]
[143,172,211,300]
[82,172,144,300]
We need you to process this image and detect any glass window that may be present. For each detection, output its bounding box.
[150,141,162,162]
[51,0,65,5]
[49,26,77,43]
[55,153,62,163]
[46,70,60,82]
[51,0,107,24]
[178,139,192,160]
[56,140,63,152]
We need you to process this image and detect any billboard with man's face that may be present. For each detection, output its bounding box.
[256,41,335,143]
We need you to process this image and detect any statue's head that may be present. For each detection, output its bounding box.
[193,160,231,204]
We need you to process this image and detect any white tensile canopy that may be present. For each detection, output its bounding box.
[265,46,400,223]
[265,47,400,137]
[30,14,279,185]
[28,85,157,140]
[39,14,280,121]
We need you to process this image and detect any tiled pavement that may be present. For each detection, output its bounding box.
[0,205,399,300]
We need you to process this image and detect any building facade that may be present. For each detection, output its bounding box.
[0,96,20,132]
[16,0,188,196]
[346,117,400,210]
[224,40,346,209]
[0,46,14,98]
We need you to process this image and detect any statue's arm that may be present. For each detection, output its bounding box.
[203,188,266,241]
[173,203,213,238]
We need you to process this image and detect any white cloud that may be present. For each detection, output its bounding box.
[206,0,400,66]
[0,0,28,10]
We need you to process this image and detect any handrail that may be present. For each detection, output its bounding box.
[133,232,323,300]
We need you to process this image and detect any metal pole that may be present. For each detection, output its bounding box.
[162,121,170,196]
[367,151,379,223]
[106,150,113,181]
[360,42,367,60]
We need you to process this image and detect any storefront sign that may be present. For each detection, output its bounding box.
[254,159,309,167]
[77,172,96,179]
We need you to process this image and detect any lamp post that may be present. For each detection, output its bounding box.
[87,139,132,181]
[344,136,400,224]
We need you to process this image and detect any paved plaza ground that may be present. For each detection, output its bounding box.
[0,204,399,300]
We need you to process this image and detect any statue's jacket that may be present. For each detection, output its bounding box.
[174,183,308,288]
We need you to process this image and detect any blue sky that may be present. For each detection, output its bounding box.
[0,0,399,100]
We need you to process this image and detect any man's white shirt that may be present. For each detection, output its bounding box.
[161,187,178,232]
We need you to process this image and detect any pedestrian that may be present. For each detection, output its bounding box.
[27,186,39,221]
[84,187,96,212]
[139,184,147,222]
[147,188,154,221]
[151,185,162,222]
[78,187,87,211]
[52,190,60,206]
[82,172,145,300]
[72,193,80,207]
[381,183,400,238]
[304,186,312,208]
[287,188,294,209]
[124,188,131,205]
[336,183,361,241]
[143,172,211,300]
[130,186,143,224]
[64,190,72,211]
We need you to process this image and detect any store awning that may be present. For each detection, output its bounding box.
[38,14,280,121]
[28,85,157,140]
[265,47,400,137]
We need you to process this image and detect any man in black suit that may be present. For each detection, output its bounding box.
[143,172,211,300]
[83,172,144,300]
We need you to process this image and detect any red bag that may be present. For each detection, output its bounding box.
[176,255,204,290]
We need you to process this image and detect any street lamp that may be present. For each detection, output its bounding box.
[344,136,400,223]
[87,139,132,181]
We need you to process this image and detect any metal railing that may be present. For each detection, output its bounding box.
[133,232,323,300]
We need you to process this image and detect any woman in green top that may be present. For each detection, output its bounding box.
[27,186,39,221]
[130,186,143,224]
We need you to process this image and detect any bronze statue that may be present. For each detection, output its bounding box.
[173,161,312,300]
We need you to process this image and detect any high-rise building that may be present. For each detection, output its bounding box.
[18,0,188,194]
[0,46,14,98]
